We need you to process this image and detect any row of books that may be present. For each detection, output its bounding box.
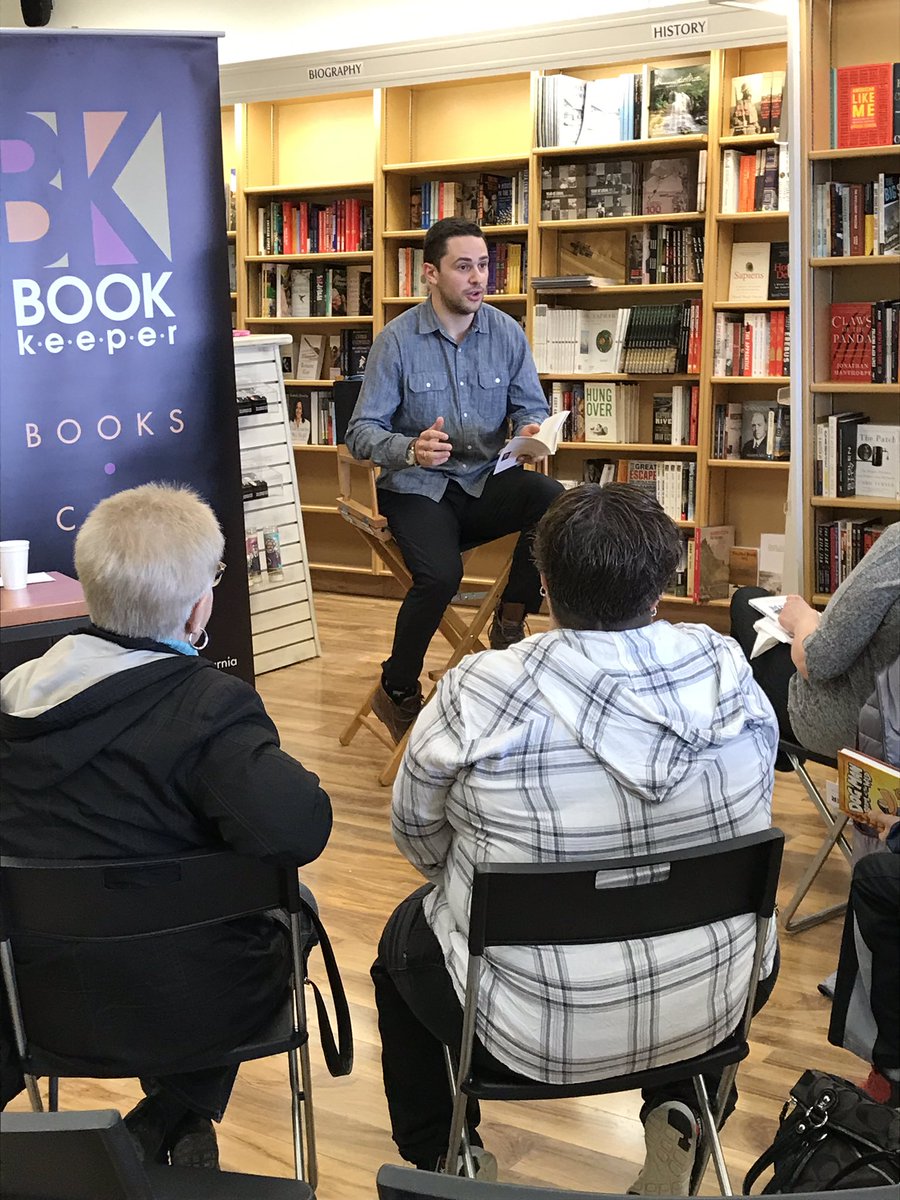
[712,397,791,461]
[628,223,704,285]
[549,381,640,443]
[812,176,900,258]
[541,155,706,221]
[281,330,372,382]
[652,385,700,446]
[829,302,900,383]
[712,310,790,378]
[574,457,696,522]
[690,527,786,601]
[255,198,374,255]
[537,64,710,148]
[721,146,789,214]
[409,172,528,228]
[258,264,372,318]
[290,390,340,447]
[832,62,900,149]
[727,241,789,302]
[814,418,900,499]
[533,301,702,375]
[816,519,887,595]
[728,72,786,136]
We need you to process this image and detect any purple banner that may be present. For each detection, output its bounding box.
[0,31,253,682]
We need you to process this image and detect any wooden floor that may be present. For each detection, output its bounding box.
[9,593,866,1196]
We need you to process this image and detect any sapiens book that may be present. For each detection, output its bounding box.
[494,411,570,475]
[837,748,900,818]
[830,303,874,381]
[728,242,771,302]
[835,62,897,148]
[647,65,710,138]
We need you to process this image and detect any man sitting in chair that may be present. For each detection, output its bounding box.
[371,484,780,1187]
[0,484,332,1170]
[345,217,563,743]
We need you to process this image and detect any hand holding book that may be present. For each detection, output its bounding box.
[494,411,570,475]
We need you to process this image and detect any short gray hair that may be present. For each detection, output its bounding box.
[75,483,224,641]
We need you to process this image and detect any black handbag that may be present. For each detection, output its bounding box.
[744,1070,900,1193]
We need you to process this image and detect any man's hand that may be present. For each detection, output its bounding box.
[516,422,545,465]
[855,810,899,842]
[414,417,452,468]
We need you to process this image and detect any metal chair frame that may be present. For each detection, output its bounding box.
[0,851,319,1188]
[336,449,513,786]
[444,831,785,1196]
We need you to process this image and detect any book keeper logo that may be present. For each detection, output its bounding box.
[3,109,177,361]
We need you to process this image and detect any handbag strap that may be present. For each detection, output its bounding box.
[300,898,353,1077]
[742,1121,808,1194]
[824,1150,900,1190]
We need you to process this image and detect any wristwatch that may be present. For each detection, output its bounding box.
[405,438,418,466]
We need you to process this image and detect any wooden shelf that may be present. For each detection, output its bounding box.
[810,255,900,267]
[245,251,373,264]
[810,381,900,393]
[285,379,335,387]
[383,154,528,174]
[660,594,695,605]
[539,373,699,382]
[246,317,372,327]
[383,294,527,304]
[707,459,791,469]
[716,211,789,222]
[309,562,373,575]
[811,496,900,511]
[710,376,789,385]
[713,300,789,310]
[293,443,339,453]
[244,181,373,195]
[383,224,528,239]
[534,282,703,295]
[558,442,697,453]
[301,503,339,514]
[538,212,705,231]
[719,133,779,148]
[538,135,707,158]
[809,145,900,160]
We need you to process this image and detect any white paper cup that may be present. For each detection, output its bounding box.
[0,540,30,590]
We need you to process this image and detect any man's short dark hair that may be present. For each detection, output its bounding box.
[532,483,682,630]
[423,218,485,268]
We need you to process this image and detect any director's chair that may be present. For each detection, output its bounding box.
[336,448,514,786]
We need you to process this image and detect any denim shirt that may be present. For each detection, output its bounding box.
[344,298,549,500]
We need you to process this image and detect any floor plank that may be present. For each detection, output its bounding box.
[7,593,865,1195]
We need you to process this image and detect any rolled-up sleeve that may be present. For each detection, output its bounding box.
[344,329,412,469]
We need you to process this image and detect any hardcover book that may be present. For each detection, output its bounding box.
[855,424,900,498]
[741,404,771,459]
[728,242,771,302]
[836,62,896,148]
[694,525,734,602]
[647,65,710,138]
[730,73,766,136]
[768,242,789,300]
[642,158,697,215]
[830,303,874,381]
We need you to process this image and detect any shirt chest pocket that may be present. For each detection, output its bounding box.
[476,368,510,421]
[405,370,451,426]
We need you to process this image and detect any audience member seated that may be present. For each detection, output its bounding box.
[730,522,900,758]
[371,483,780,1191]
[829,656,900,1106]
[0,484,332,1170]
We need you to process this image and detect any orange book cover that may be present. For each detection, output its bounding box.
[837,748,900,818]
[836,63,893,148]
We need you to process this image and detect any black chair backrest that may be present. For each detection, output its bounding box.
[376,1163,899,1200]
[468,829,784,955]
[0,1109,153,1200]
[0,851,299,941]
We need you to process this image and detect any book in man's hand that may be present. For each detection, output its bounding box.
[494,411,570,475]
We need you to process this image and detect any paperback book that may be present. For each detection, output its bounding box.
[646,64,710,138]
[837,748,900,818]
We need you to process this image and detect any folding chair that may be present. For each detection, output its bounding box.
[443,829,785,1196]
[777,740,852,934]
[0,850,350,1190]
[0,1109,314,1199]
[336,448,514,786]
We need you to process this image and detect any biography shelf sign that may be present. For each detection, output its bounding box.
[0,31,253,682]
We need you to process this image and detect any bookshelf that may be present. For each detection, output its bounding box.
[228,42,797,609]
[221,106,241,327]
[800,0,900,601]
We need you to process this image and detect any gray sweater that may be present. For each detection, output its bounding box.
[789,522,900,757]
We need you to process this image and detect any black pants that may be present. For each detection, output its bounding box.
[730,586,799,743]
[371,887,779,1168]
[378,470,564,691]
[829,852,900,1075]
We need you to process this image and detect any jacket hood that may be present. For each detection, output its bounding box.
[503,623,772,803]
[1,634,208,790]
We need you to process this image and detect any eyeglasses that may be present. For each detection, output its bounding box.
[212,560,227,588]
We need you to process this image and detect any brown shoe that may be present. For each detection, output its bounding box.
[371,682,423,744]
[489,609,526,650]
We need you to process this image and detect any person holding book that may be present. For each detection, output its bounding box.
[729,522,900,758]
[345,217,563,742]
[0,484,332,1169]
[371,483,779,1186]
